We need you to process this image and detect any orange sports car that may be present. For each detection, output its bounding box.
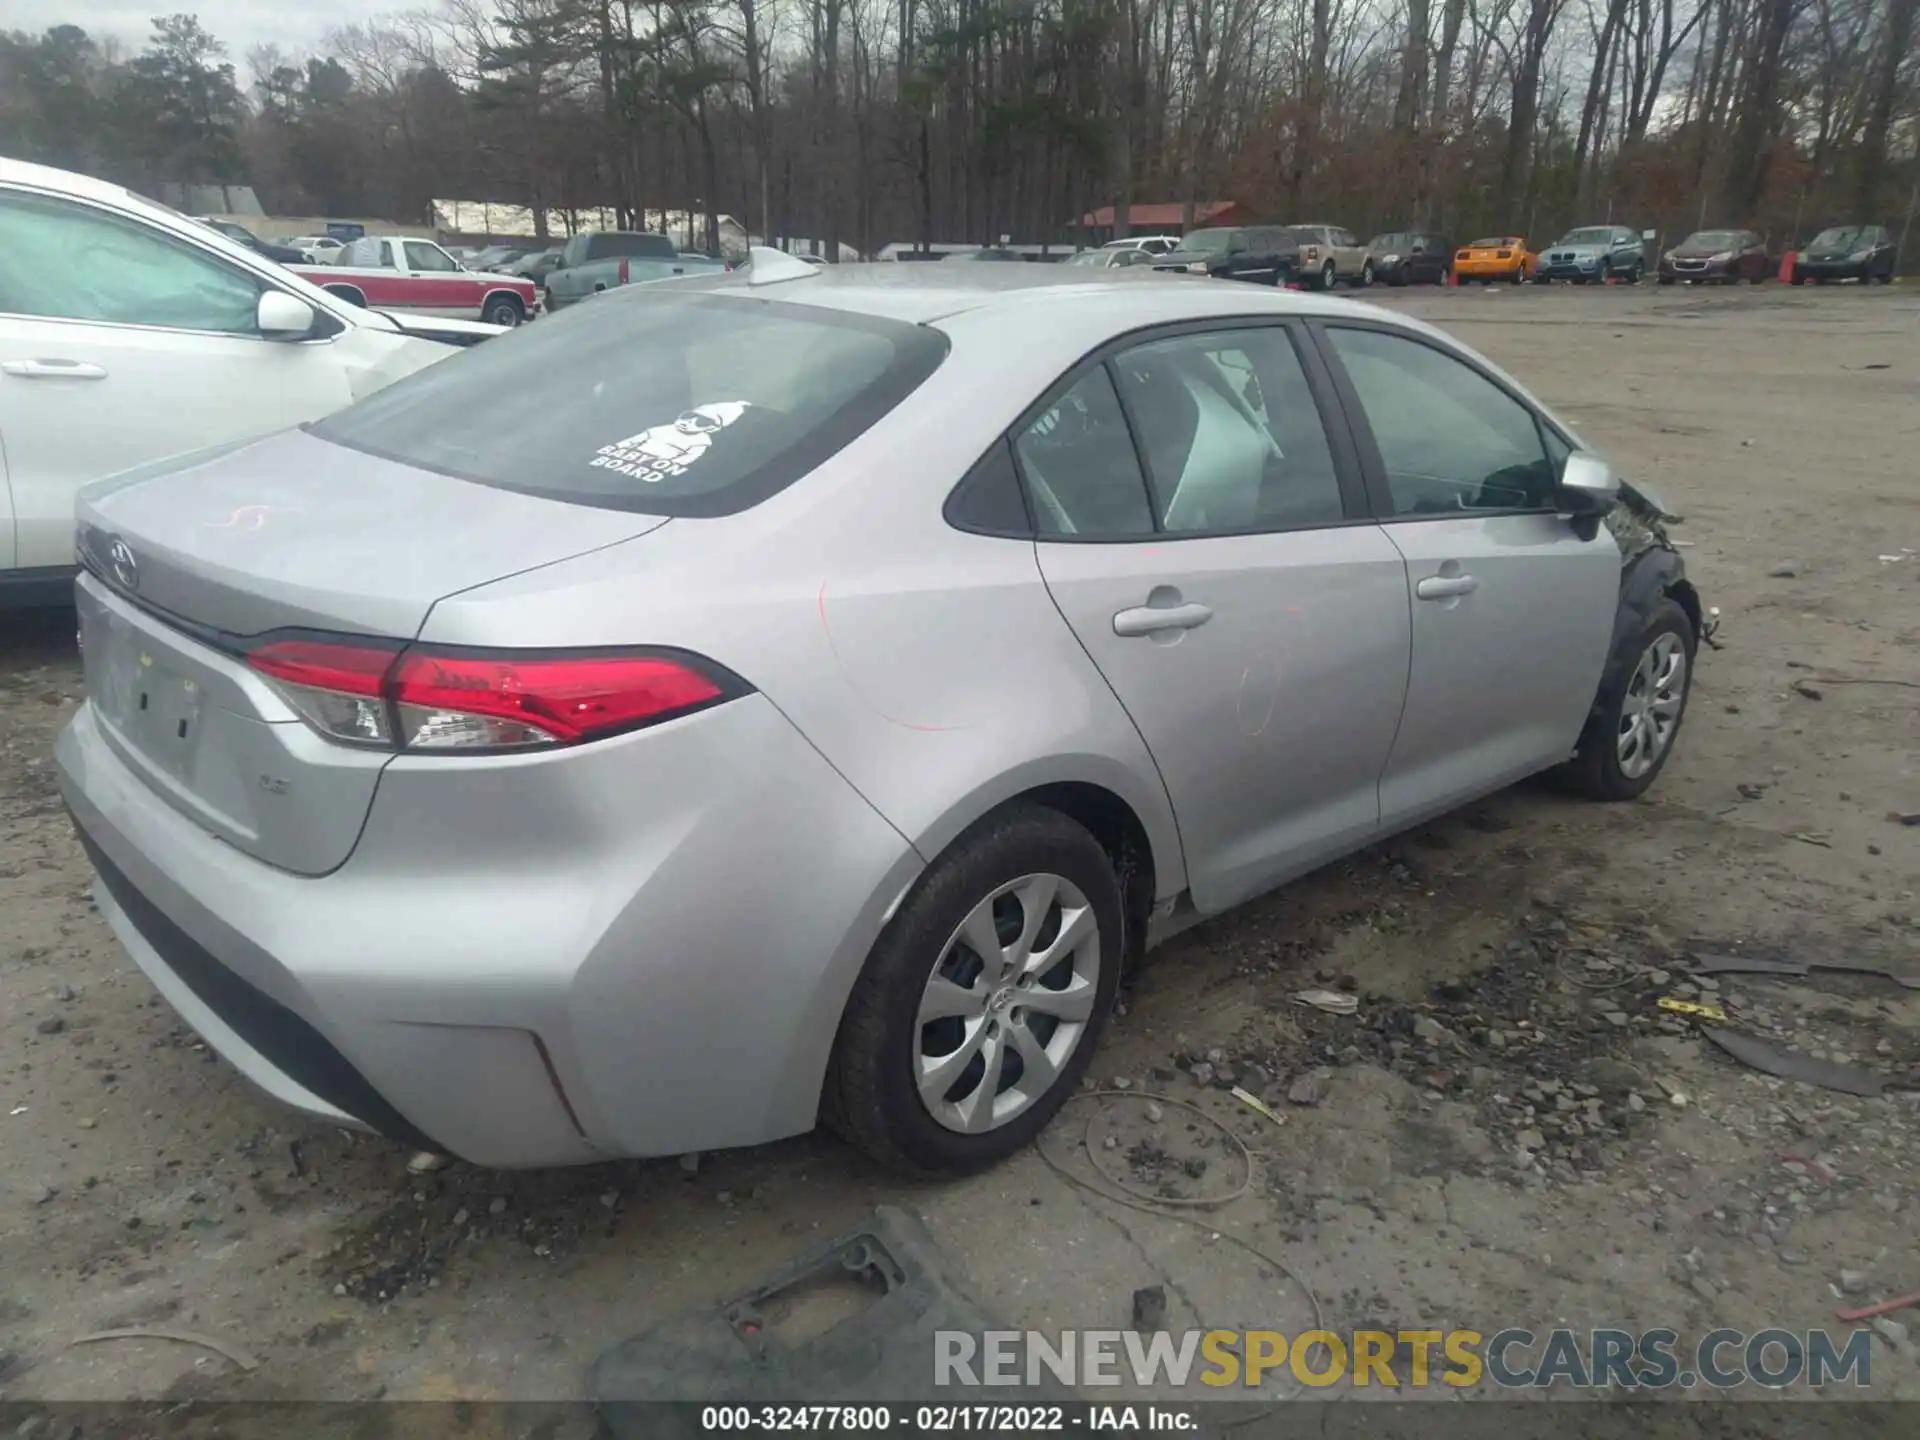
[1453,236,1535,283]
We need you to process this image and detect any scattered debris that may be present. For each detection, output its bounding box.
[1789,832,1833,848]
[1130,1285,1168,1332]
[1837,1289,1920,1324]
[1888,811,1920,828]
[1230,1087,1285,1127]
[1703,1029,1888,1097]
[69,1327,261,1372]
[34,1017,64,1035]
[406,1151,450,1175]
[678,1153,701,1175]
[1285,1072,1324,1107]
[1658,997,1727,1023]
[8,1106,25,1117]
[1294,989,1359,1016]
[1790,679,1823,701]
[1767,564,1797,578]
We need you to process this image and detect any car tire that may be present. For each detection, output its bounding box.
[1317,260,1336,291]
[1625,263,1643,284]
[1562,598,1696,802]
[1357,260,1374,288]
[1510,265,1525,284]
[1657,275,1674,286]
[1791,272,1806,285]
[481,294,525,327]
[823,804,1124,1177]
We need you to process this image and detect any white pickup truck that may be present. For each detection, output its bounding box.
[290,237,542,327]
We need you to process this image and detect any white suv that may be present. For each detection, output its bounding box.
[0,159,488,607]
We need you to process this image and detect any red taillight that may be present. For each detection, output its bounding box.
[618,256,630,284]
[246,639,739,753]
[390,651,724,749]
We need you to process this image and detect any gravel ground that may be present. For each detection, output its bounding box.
[1,282,1916,1409]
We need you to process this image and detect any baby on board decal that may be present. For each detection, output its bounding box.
[590,402,752,483]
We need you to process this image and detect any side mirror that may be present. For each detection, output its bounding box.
[1558,451,1620,515]
[257,291,317,340]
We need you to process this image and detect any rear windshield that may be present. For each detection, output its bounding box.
[310,288,948,516]
[589,233,677,260]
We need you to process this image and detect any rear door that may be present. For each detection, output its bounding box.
[1313,321,1618,832]
[1021,322,1412,913]
[0,183,352,573]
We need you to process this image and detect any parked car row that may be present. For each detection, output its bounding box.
[1120,218,1899,291]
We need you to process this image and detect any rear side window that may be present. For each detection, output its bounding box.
[311,290,948,516]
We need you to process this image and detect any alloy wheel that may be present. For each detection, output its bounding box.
[1617,633,1688,779]
[915,872,1101,1135]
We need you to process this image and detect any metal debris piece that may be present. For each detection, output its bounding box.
[69,1327,260,1371]
[1837,1289,1920,1324]
[1789,831,1832,848]
[1294,989,1359,1015]
[1658,997,1728,1023]
[405,1150,450,1174]
[1791,679,1824,701]
[1703,1029,1888,1098]
[1689,953,1920,991]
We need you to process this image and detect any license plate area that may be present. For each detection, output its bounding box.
[85,603,208,781]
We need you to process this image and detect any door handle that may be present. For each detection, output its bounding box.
[1415,574,1479,600]
[2,358,107,380]
[1113,601,1214,637]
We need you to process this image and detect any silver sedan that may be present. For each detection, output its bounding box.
[57,254,1705,1175]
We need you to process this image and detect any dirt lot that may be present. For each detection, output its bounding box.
[2,283,1917,1411]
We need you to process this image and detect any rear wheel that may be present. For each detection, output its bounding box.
[1562,598,1696,801]
[1356,259,1375,289]
[1318,259,1337,291]
[824,804,1123,1176]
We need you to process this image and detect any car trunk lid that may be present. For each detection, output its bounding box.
[74,428,667,874]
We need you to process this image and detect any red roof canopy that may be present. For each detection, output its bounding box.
[1077,201,1251,229]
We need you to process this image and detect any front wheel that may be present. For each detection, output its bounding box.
[824,804,1123,1176]
[1356,260,1374,289]
[481,294,525,327]
[1561,598,1696,801]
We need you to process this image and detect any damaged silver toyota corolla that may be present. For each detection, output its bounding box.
[58,255,1710,1176]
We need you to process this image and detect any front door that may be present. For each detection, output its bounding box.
[1019,323,1412,913]
[1314,322,1619,833]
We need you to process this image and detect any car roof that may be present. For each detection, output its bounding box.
[663,260,1378,326]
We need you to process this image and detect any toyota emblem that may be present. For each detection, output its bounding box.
[108,538,139,592]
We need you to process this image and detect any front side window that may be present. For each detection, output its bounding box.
[0,190,264,334]
[1325,327,1555,516]
[1111,328,1344,534]
[404,240,460,272]
[1014,368,1154,538]
[312,289,948,516]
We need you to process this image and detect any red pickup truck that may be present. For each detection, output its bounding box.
[290,236,540,327]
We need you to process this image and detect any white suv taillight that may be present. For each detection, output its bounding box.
[247,638,743,752]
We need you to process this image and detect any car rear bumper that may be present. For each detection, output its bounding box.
[58,689,920,1168]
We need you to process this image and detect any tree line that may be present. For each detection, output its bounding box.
[1,0,1914,259]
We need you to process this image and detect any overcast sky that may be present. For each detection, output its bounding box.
[12,1,407,63]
